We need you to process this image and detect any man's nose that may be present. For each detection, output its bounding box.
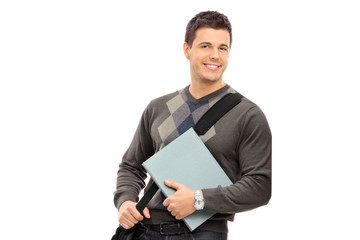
[210,48,220,60]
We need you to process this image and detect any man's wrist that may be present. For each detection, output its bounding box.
[194,190,205,210]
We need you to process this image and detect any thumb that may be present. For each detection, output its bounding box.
[143,207,151,219]
[164,180,181,190]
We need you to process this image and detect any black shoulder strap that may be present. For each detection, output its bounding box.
[194,92,243,135]
[136,92,243,214]
[136,180,159,213]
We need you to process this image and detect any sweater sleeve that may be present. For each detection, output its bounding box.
[202,106,272,214]
[113,105,155,210]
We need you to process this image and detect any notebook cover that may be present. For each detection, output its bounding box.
[142,128,232,231]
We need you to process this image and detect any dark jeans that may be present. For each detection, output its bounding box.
[135,226,227,240]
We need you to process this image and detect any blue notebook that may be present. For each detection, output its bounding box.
[142,128,233,231]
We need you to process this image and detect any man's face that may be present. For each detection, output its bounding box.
[184,27,230,84]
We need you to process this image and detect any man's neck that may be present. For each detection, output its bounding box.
[188,80,226,99]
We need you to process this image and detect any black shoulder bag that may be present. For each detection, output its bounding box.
[111,92,243,240]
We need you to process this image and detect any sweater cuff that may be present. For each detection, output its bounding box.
[202,187,224,212]
[114,191,139,210]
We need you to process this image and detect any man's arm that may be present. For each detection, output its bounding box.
[202,106,271,213]
[162,106,271,217]
[113,105,155,228]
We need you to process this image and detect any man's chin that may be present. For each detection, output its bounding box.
[201,76,223,83]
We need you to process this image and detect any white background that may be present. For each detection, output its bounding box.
[1,0,359,239]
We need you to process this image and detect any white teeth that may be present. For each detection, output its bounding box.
[206,64,219,69]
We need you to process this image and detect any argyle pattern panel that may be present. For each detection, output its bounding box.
[157,89,231,149]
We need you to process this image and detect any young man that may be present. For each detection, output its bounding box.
[114,11,271,239]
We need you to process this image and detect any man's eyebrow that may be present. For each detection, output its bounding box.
[198,42,212,45]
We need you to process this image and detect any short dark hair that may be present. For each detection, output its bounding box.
[185,11,232,48]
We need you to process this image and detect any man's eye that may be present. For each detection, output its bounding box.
[202,45,209,48]
[220,47,228,51]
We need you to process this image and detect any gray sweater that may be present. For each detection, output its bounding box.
[114,85,272,233]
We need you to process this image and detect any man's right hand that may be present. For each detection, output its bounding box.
[118,200,151,229]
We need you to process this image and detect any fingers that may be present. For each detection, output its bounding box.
[163,198,169,207]
[163,180,182,207]
[163,199,182,219]
[162,183,196,220]
[118,201,144,229]
[165,204,185,220]
[164,180,182,190]
[120,219,135,230]
[119,212,141,229]
[143,207,151,219]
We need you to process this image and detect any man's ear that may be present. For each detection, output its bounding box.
[183,42,190,60]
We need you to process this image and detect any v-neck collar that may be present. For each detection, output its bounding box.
[184,84,230,104]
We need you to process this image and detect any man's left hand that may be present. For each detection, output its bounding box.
[163,180,196,220]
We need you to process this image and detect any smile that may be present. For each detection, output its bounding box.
[204,63,220,71]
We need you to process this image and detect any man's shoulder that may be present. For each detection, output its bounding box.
[228,86,268,120]
[227,86,257,110]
